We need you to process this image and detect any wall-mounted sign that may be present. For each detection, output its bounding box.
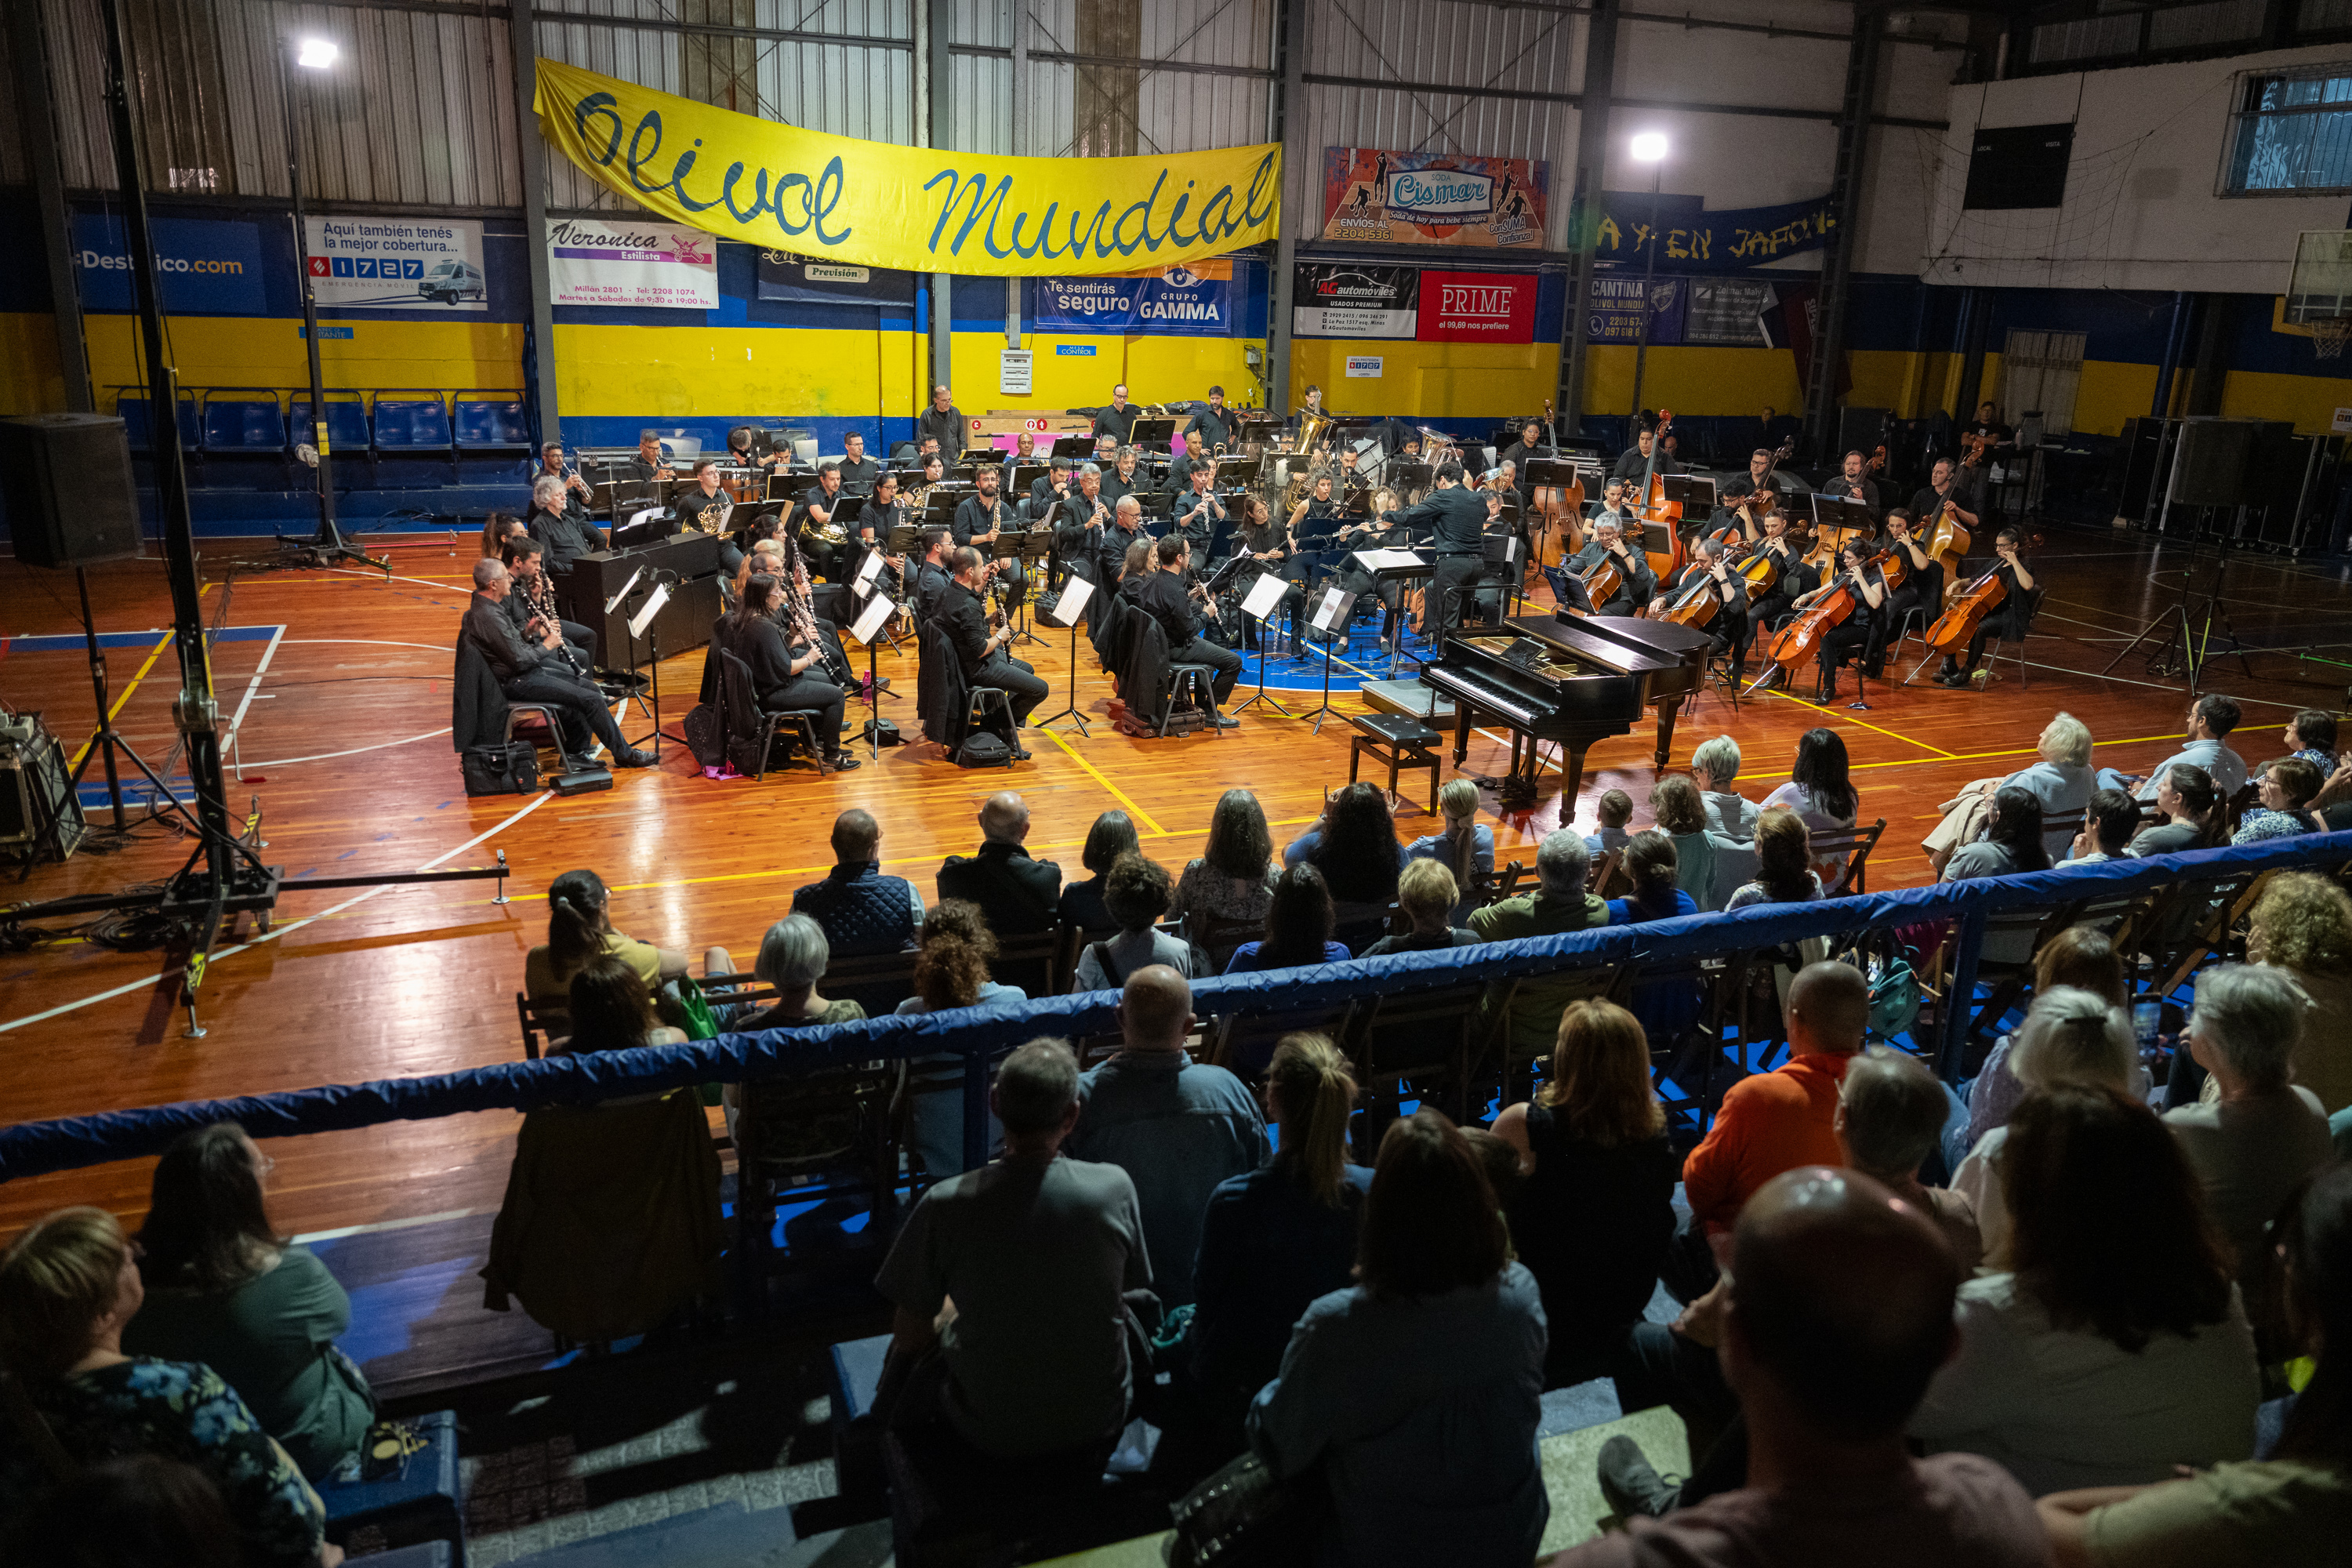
[1293,263,1418,339]
[755,253,917,306]
[548,216,718,308]
[72,212,265,314]
[1417,270,1536,343]
[1322,149,1547,248]
[1345,355,1384,377]
[303,216,488,311]
[1587,275,1686,344]
[1056,343,1098,356]
[1000,349,1033,394]
[1594,192,1835,272]
[1032,260,1235,336]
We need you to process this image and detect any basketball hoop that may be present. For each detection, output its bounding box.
[2310,316,2351,362]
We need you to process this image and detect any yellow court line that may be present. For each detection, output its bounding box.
[1037,727,1165,836]
[68,630,174,771]
[1848,731,2190,773]
[1758,688,1957,758]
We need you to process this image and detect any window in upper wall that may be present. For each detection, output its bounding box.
[2223,65,2352,194]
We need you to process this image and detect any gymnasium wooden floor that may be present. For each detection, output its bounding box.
[3,524,2349,1242]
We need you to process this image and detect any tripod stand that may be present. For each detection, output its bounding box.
[2098,531,2253,695]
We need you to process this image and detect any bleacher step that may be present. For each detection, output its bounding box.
[493,1498,822,1568]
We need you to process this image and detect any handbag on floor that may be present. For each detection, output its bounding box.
[461,740,540,797]
[1166,1449,1330,1568]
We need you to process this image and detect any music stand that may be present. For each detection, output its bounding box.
[887,522,926,557]
[1033,574,1094,736]
[1550,570,1598,619]
[1213,456,1264,491]
[1482,531,1525,622]
[1233,572,1293,717]
[623,576,673,760]
[1300,586,1358,735]
[958,447,1000,465]
[851,591,898,756]
[1051,434,1096,459]
[997,528,1054,648]
[1130,416,1178,449]
[609,509,673,553]
[1010,462,1050,497]
[1662,475,1718,512]
[1349,546,1430,671]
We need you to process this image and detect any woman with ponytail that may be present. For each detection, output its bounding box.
[2129,763,2223,856]
[1406,779,1493,924]
[1184,1033,1372,1462]
[524,868,690,1008]
[1492,1000,1676,1387]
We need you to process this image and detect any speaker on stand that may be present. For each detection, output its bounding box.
[0,415,144,568]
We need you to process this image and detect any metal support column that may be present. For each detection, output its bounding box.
[928,0,954,401]
[9,0,92,412]
[1007,2,1025,350]
[1263,0,1308,416]
[1558,0,1619,437]
[1800,10,1882,462]
[510,0,561,446]
[2150,291,2190,419]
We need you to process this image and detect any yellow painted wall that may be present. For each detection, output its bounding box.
[554,324,924,422]
[74,316,526,406]
[944,333,1262,417]
[0,315,65,414]
[1286,339,1557,419]
[2220,368,2352,434]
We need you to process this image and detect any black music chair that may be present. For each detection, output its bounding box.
[718,648,832,779]
[452,637,564,768]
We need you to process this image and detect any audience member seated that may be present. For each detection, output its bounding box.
[1957,927,2131,1167]
[1721,808,1821,910]
[2126,763,2223,856]
[936,792,1062,992]
[1839,1047,1982,1272]
[122,1125,374,1482]
[2232,871,2352,1115]
[1281,783,1412,886]
[1179,1034,1370,1473]
[1224,864,1352,974]
[1072,852,1192,990]
[1548,1168,2048,1568]
[1957,986,2140,1269]
[1942,786,2053,964]
[1925,712,2096,873]
[2034,1162,2352,1566]
[706,915,866,1161]
[1406,779,1494,924]
[2231,756,2324,845]
[873,1040,1149,1482]
[1358,860,1476,954]
[1069,967,1267,1308]
[2163,964,2336,1327]
[0,1208,331,1568]
[1250,1109,1550,1568]
[1470,828,1613,1059]
[897,902,1025,1179]
[2281,706,2342,774]
[790,808,924,957]
[1172,789,1278,932]
[1760,727,1860,835]
[1491,1000,1675,1388]
[483,958,724,1343]
[1584,787,1635,858]
[1057,810,1140,938]
[3,1453,247,1568]
[524,867,690,1011]
[1691,733,1760,838]
[1676,961,1867,1287]
[1648,775,1722,911]
[2062,788,2142,864]
[1911,1083,2257,1496]
[2099,693,2247,801]
[1606,831,1704,1043]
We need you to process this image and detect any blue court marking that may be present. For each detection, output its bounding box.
[3,626,280,652]
[74,779,197,810]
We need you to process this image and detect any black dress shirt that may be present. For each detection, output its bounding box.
[1385,486,1486,555]
[1185,406,1235,450]
[952,493,1011,550]
[1092,404,1138,443]
[937,581,996,675]
[464,593,559,684]
[529,506,605,573]
[915,406,966,455]
[1136,568,1203,647]
[837,456,881,491]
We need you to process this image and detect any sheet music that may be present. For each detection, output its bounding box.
[850,593,897,644]
[851,550,885,601]
[603,567,644,615]
[1354,548,1425,571]
[1240,572,1287,620]
[626,506,664,531]
[1311,587,1352,633]
[626,582,670,640]
[1046,574,1093,629]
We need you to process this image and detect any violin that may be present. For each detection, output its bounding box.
[1630,408,1686,585]
[1922,533,2042,654]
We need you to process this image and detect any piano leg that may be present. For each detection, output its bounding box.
[1453,701,1474,766]
[1653,695,1687,771]
[1558,742,1591,814]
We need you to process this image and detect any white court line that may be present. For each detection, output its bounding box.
[221,624,287,757]
[238,728,454,768]
[291,1207,489,1245]
[278,638,456,654]
[0,790,555,1036]
[326,566,473,594]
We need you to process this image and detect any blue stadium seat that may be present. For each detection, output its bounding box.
[113,393,200,452]
[321,1406,466,1564]
[373,394,454,453]
[453,393,529,453]
[201,391,288,452]
[289,396,372,456]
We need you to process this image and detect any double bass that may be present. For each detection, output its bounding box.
[1628,408,1686,584]
[1530,398,1586,570]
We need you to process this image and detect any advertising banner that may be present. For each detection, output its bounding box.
[754,252,917,307]
[72,213,266,314]
[1586,275,1686,345]
[1416,270,1536,343]
[532,58,1279,277]
[1322,148,1546,248]
[1033,260,1235,336]
[1682,278,1777,346]
[1292,263,1418,339]
[1345,356,1384,377]
[1592,191,1836,272]
[303,216,488,311]
[548,216,717,307]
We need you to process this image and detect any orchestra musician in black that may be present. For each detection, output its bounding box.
[953,466,1028,608]
[1500,419,1550,474]
[940,546,1047,737]
[1185,385,1236,452]
[855,470,910,599]
[1091,383,1138,445]
[501,535,600,676]
[1167,429,1214,493]
[1136,535,1243,726]
[527,473,605,575]
[1908,458,1980,559]
[1287,384,1332,448]
[1878,510,1942,637]
[916,385,966,456]
[1935,527,2036,689]
[1054,464,1116,583]
[722,571,860,771]
[620,430,667,482]
[1100,445,1156,515]
[1609,424,1677,485]
[1787,538,1890,702]
[1743,509,1820,691]
[1826,450,1882,514]
[1379,459,1488,636]
[1563,514,1655,617]
[1668,535,1751,681]
[836,431,881,491]
[464,558,652,768]
[1029,455,1073,522]
[909,526,956,628]
[1231,492,1305,654]
[675,458,745,576]
[1172,464,1226,557]
[724,425,789,474]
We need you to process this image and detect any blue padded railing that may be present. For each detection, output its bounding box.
[2,833,2344,1185]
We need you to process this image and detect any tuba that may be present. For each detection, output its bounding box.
[1292,409,1333,456]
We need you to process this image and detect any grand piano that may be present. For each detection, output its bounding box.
[1420,612,1712,806]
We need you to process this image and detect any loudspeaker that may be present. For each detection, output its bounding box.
[0,415,143,568]
[0,715,85,863]
[2170,419,2258,507]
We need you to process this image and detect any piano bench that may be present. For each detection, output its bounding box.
[1348,713,1444,817]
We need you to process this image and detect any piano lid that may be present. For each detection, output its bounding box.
[1507,612,1712,673]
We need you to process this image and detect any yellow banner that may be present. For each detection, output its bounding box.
[531,60,1280,278]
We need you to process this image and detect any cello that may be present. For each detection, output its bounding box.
[1922,533,2040,657]
[1706,436,1797,550]
[1756,543,1887,687]
[1629,408,1686,586]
